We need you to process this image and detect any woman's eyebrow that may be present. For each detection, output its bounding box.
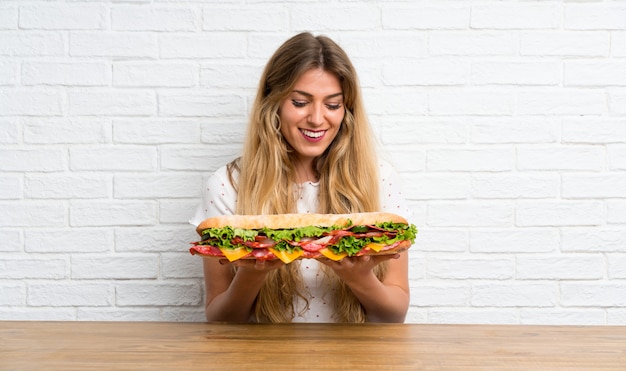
[292,90,343,99]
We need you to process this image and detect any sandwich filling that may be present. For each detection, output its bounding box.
[191,220,417,263]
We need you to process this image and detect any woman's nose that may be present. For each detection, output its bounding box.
[308,104,324,126]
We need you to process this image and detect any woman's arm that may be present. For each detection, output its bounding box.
[203,258,285,322]
[191,167,269,322]
[320,251,410,323]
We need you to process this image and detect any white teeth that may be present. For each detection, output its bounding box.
[301,129,325,138]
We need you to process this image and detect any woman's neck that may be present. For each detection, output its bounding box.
[294,159,318,183]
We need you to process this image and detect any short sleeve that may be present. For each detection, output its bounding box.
[379,160,413,221]
[189,165,238,227]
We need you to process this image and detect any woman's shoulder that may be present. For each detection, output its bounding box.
[377,157,413,220]
[206,163,239,189]
[213,163,238,180]
[189,164,239,226]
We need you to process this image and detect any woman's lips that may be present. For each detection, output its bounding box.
[300,129,326,142]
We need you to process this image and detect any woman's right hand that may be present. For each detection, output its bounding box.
[204,258,285,322]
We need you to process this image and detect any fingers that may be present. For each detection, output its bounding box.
[257,259,266,269]
[375,253,401,262]
[218,254,398,272]
[220,258,284,272]
[254,258,281,270]
[318,254,395,272]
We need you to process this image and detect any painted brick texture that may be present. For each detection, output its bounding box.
[1,0,625,324]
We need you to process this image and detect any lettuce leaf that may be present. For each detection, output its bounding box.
[200,226,257,250]
[328,223,418,255]
[262,225,340,242]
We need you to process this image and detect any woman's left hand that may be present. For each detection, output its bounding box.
[320,252,410,323]
[318,253,400,283]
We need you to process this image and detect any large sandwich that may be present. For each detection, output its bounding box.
[190,212,417,264]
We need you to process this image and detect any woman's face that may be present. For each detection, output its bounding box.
[278,68,345,165]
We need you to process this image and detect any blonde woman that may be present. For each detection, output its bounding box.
[190,32,412,323]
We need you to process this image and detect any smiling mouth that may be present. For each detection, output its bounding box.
[300,129,326,139]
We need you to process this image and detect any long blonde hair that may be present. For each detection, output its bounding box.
[229,32,385,322]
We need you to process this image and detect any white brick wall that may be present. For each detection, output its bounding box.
[1,0,625,325]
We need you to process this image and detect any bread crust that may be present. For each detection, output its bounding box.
[196,212,409,235]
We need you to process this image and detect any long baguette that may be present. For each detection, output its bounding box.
[192,212,416,262]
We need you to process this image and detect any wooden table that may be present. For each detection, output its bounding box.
[1,321,624,370]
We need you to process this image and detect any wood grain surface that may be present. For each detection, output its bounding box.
[1,321,624,370]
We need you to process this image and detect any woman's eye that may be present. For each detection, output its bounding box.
[326,104,342,110]
[292,100,307,108]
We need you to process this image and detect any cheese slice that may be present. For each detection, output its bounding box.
[365,242,386,252]
[219,247,251,262]
[319,248,348,261]
[268,248,303,264]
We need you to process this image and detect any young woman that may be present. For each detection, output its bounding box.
[190,32,413,323]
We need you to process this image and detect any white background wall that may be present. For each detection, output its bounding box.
[1,0,625,324]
